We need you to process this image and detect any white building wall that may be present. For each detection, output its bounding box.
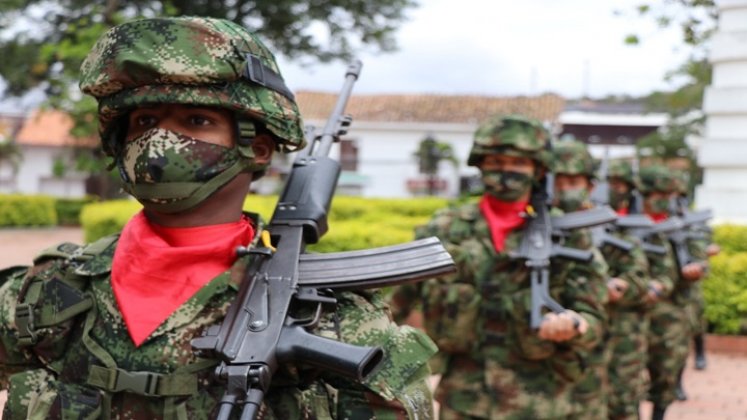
[304,119,479,198]
[697,0,747,222]
[10,146,87,197]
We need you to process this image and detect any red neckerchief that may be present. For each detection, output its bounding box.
[111,211,254,347]
[648,212,669,223]
[616,207,629,216]
[479,194,528,252]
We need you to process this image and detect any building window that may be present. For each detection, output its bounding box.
[340,139,358,171]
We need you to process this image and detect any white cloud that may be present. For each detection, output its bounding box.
[278,0,690,98]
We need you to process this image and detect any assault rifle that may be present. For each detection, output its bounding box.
[587,150,639,252]
[512,170,617,329]
[667,209,713,271]
[191,61,456,420]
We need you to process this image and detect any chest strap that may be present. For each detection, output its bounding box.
[87,365,198,397]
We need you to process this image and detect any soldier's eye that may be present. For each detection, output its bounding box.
[134,115,157,127]
[188,115,212,126]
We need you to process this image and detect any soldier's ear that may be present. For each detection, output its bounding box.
[251,134,274,165]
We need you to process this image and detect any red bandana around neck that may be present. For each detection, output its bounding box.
[111,211,255,347]
[616,207,629,216]
[648,212,669,223]
[479,194,528,252]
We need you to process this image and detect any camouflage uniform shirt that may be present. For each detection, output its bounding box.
[0,219,436,419]
[417,202,607,419]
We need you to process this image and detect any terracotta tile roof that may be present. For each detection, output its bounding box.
[296,91,565,124]
[15,110,97,147]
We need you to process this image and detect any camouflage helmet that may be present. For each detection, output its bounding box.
[607,159,635,185]
[551,139,595,178]
[79,16,305,156]
[467,115,550,168]
[638,164,679,195]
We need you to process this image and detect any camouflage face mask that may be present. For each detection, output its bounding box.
[556,187,589,213]
[481,169,533,202]
[646,195,671,215]
[608,190,630,211]
[118,128,263,213]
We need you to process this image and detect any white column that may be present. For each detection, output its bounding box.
[697,0,747,222]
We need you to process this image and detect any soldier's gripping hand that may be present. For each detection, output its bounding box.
[645,281,664,304]
[607,278,629,303]
[681,262,705,281]
[706,243,721,257]
[537,311,588,342]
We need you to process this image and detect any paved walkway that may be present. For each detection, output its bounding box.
[0,227,746,419]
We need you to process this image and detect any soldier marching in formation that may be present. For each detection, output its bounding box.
[394,118,716,420]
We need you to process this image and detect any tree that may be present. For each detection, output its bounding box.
[0,0,417,196]
[618,1,717,122]
[0,0,417,102]
[413,134,458,196]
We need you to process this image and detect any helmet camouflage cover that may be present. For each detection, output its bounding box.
[607,159,635,185]
[79,16,305,155]
[468,115,551,168]
[551,139,595,178]
[638,164,679,194]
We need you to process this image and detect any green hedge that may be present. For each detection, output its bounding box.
[703,224,747,335]
[55,196,99,226]
[0,194,57,227]
[79,195,448,245]
[76,197,747,335]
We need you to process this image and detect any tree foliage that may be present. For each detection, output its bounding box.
[0,0,416,193]
[0,0,417,101]
[620,1,717,143]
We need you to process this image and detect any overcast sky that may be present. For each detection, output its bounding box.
[277,0,691,98]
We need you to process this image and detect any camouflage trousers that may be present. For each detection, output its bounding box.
[646,300,689,407]
[607,308,649,420]
[570,342,610,420]
[685,283,707,336]
[436,354,575,419]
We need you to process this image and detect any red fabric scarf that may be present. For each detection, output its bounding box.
[479,194,528,252]
[616,207,629,216]
[112,211,255,346]
[648,212,668,223]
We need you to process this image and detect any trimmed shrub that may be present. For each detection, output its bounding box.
[80,199,142,242]
[702,224,747,335]
[55,196,98,226]
[0,194,57,227]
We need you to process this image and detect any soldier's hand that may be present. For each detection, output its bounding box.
[706,243,721,257]
[646,281,664,303]
[682,262,705,281]
[538,311,587,342]
[607,278,629,302]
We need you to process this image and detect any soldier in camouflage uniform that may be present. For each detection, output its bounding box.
[551,142,651,420]
[603,159,655,419]
[411,116,608,419]
[0,17,437,419]
[669,170,711,401]
[638,165,704,420]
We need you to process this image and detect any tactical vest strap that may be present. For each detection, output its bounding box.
[87,365,198,397]
[16,277,93,346]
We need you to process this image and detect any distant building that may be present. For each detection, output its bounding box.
[295,91,566,197]
[697,0,747,223]
[4,110,95,197]
[1,93,671,199]
[558,99,668,160]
